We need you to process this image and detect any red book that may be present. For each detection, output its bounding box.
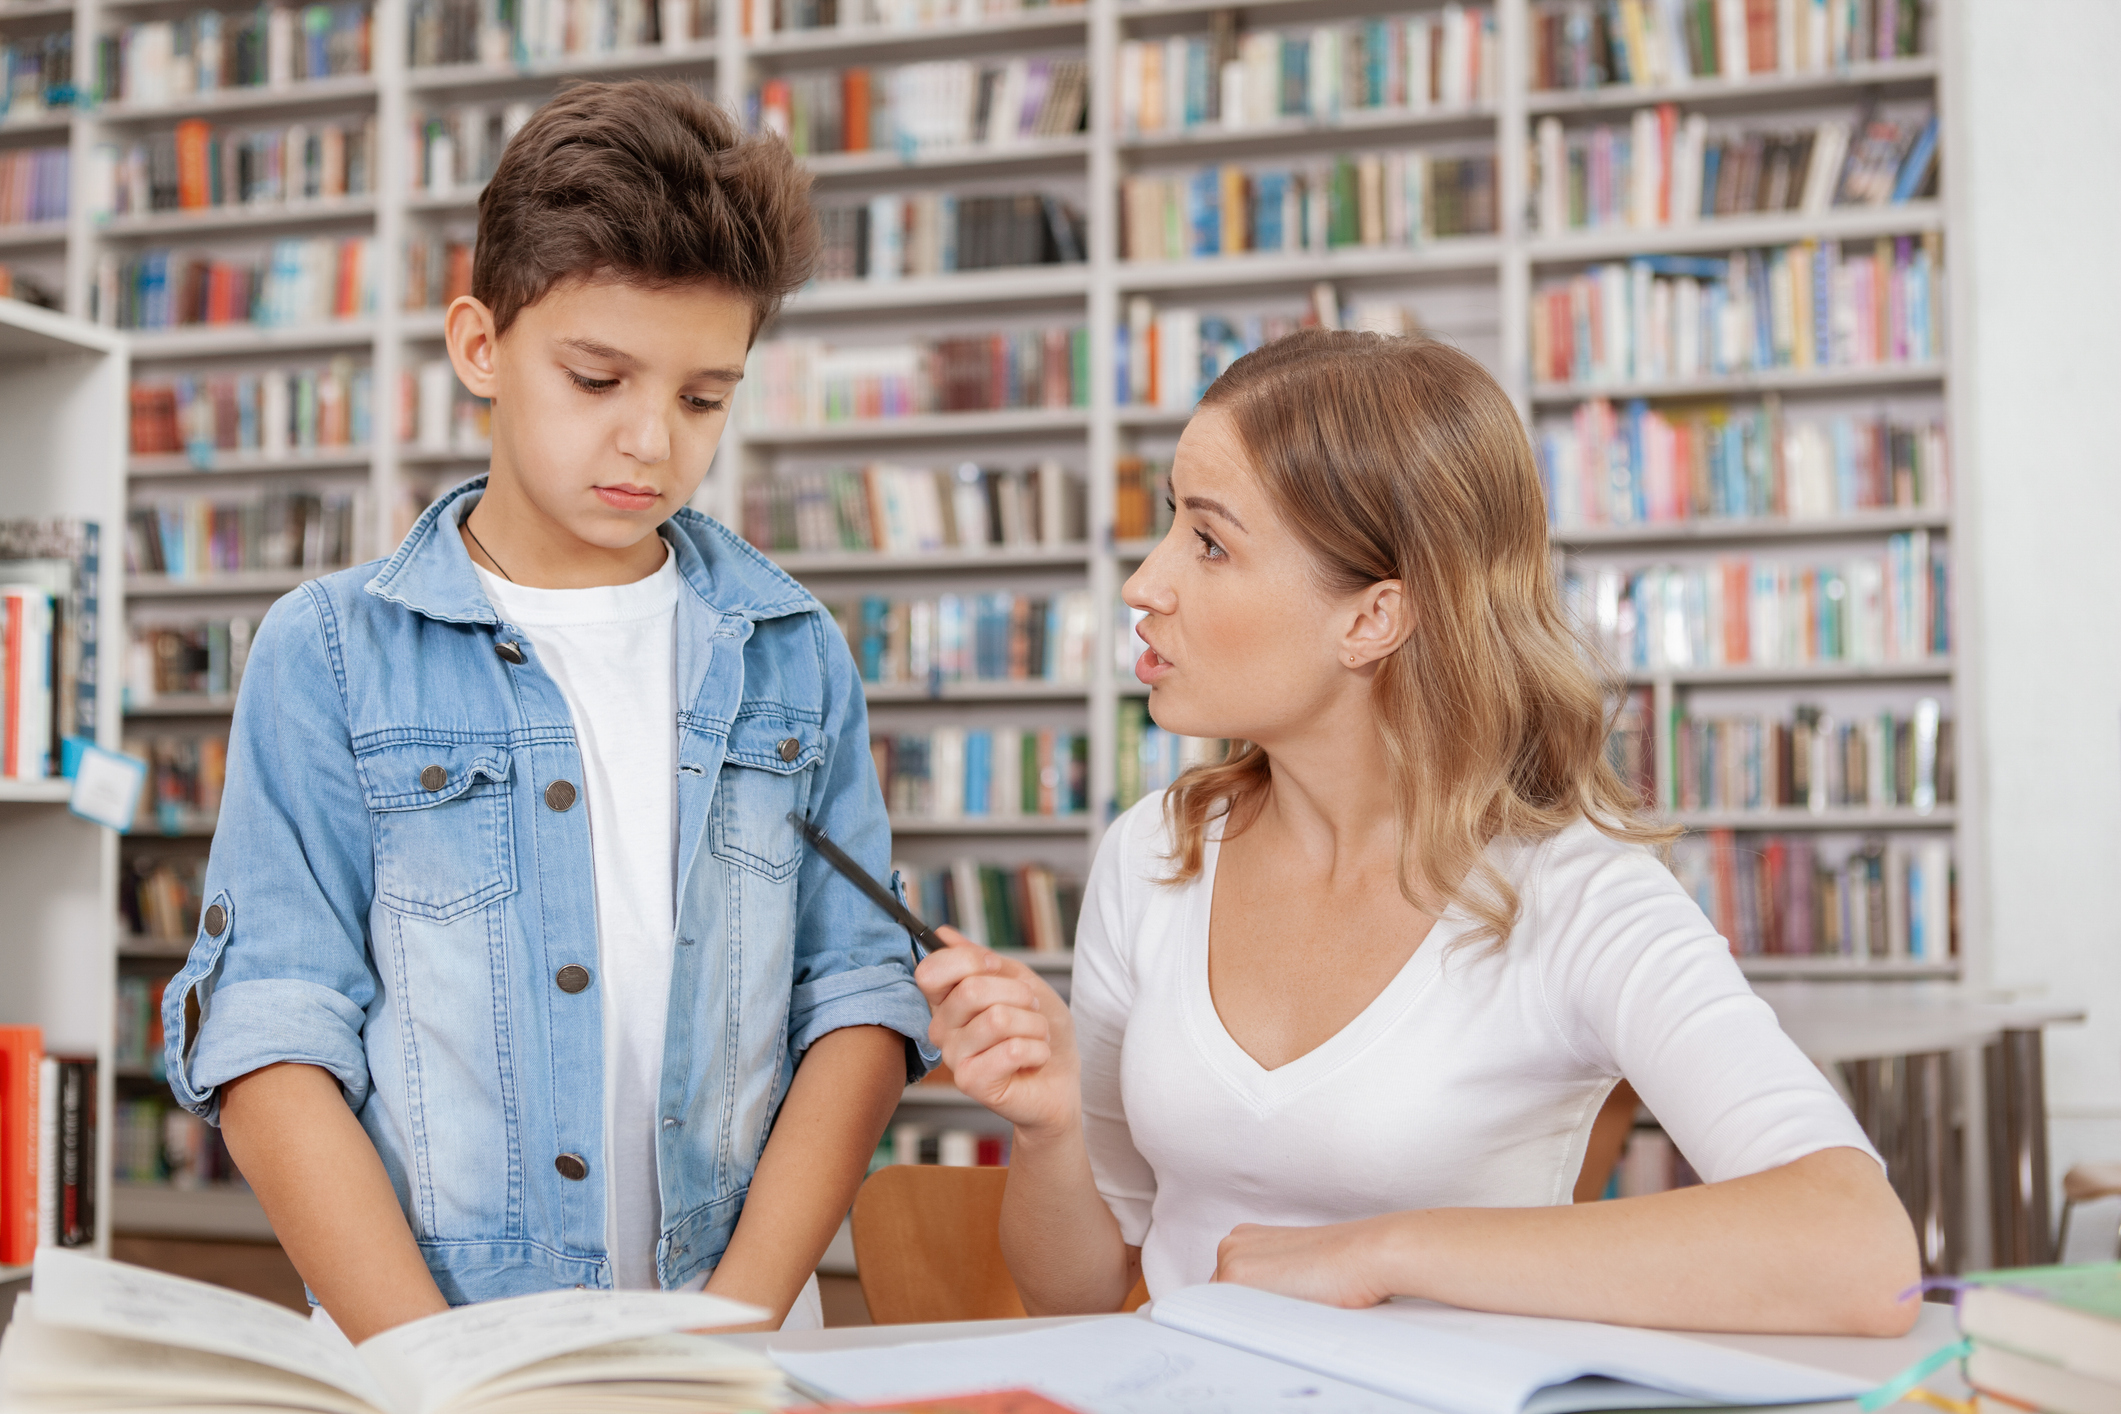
[843,68,871,152]
[0,1025,43,1265]
[2,590,20,778]
[174,119,212,210]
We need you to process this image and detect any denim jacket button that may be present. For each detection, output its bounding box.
[555,964,591,994]
[554,1153,588,1181]
[777,737,801,762]
[494,641,526,665]
[202,904,226,937]
[544,780,577,812]
[419,765,446,791]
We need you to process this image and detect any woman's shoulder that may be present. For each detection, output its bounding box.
[1502,815,1699,945]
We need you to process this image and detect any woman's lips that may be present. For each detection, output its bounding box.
[594,484,660,512]
[1135,644,1173,685]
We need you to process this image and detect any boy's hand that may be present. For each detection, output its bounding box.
[916,927,1082,1138]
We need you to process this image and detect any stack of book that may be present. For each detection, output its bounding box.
[741,326,1089,426]
[0,521,101,782]
[0,147,68,228]
[1121,148,1498,262]
[402,233,473,310]
[1674,828,1952,959]
[1567,533,1947,671]
[893,857,1081,953]
[873,726,1088,821]
[113,1093,243,1187]
[1113,455,1172,542]
[0,1027,98,1263]
[0,32,76,119]
[124,617,254,705]
[105,3,375,106]
[409,0,712,67]
[751,56,1088,158]
[743,462,1083,555]
[878,1121,1008,1170]
[122,731,227,835]
[1530,238,1945,387]
[120,854,207,943]
[402,359,488,453]
[407,101,534,195]
[130,362,374,460]
[1669,699,1953,814]
[1541,403,1947,531]
[1531,104,1936,234]
[763,0,1080,36]
[1116,290,1423,411]
[125,487,367,580]
[813,189,1085,282]
[1531,0,1927,93]
[1115,700,1223,811]
[102,236,378,331]
[1115,5,1496,135]
[828,590,1093,689]
[1960,1263,2120,1414]
[91,117,376,219]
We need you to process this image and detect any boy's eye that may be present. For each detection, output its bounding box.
[684,395,727,413]
[568,371,618,393]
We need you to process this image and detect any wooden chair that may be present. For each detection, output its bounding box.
[1574,1081,1640,1202]
[850,1165,1150,1324]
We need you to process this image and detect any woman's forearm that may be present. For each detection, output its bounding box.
[999,1121,1139,1316]
[1218,1147,1921,1335]
[220,1062,450,1343]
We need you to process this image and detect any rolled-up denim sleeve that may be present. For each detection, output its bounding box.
[163,584,378,1122]
[785,610,936,1080]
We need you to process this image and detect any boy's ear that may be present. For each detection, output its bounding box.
[445,296,503,402]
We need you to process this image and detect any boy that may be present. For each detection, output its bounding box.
[161,80,931,1339]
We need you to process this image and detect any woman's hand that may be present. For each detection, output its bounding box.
[916,927,1082,1137]
[1212,1217,1396,1309]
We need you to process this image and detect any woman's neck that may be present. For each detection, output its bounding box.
[1240,688,1405,878]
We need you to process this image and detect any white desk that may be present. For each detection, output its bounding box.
[736,1304,1967,1413]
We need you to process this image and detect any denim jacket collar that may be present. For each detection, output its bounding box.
[362,475,819,629]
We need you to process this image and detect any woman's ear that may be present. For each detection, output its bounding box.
[1341,581,1412,669]
[445,296,502,402]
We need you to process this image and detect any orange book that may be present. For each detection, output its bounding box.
[175,118,212,210]
[843,68,871,152]
[1744,0,1777,72]
[0,1025,43,1265]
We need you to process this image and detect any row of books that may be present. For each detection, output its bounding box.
[130,361,374,459]
[1113,455,1174,543]
[115,1095,242,1189]
[114,974,170,1075]
[740,326,1089,426]
[1531,0,1924,93]
[0,147,67,228]
[106,4,373,109]
[741,461,1084,556]
[0,1030,97,1262]
[91,117,375,219]
[120,853,208,944]
[1120,150,1498,263]
[815,191,1084,283]
[1568,533,1947,673]
[0,33,75,120]
[873,726,1088,820]
[1115,699,1223,812]
[1114,291,1416,412]
[763,0,1079,36]
[123,732,227,835]
[0,523,99,778]
[408,0,715,68]
[1540,403,1947,531]
[877,1121,1007,1171]
[893,858,1081,953]
[1673,828,1952,960]
[408,101,534,195]
[1530,237,1945,387]
[1113,6,1496,136]
[751,57,1087,159]
[403,232,473,310]
[126,617,254,706]
[1647,693,1955,814]
[1531,104,1936,236]
[405,359,488,453]
[829,590,1095,688]
[125,488,365,580]
[99,237,377,331]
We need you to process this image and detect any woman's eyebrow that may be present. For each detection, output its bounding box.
[1183,496,1248,533]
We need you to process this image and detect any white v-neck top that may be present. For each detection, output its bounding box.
[1072,792,1880,1296]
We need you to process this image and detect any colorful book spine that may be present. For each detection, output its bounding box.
[0,147,69,227]
[0,1025,42,1265]
[124,489,367,580]
[105,237,377,331]
[121,732,229,835]
[107,3,372,106]
[893,858,1083,954]
[1672,827,1952,960]
[743,461,1084,556]
[1667,699,1952,813]
[826,591,1094,688]
[1113,456,1175,543]
[873,726,1089,819]
[750,56,1088,158]
[1531,0,1925,93]
[741,327,1089,428]
[131,362,372,460]
[1114,700,1225,811]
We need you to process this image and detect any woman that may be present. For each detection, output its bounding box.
[917,331,1920,1334]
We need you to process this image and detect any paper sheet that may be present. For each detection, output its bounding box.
[774,1316,1427,1414]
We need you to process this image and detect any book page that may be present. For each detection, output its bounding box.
[27,1247,391,1410]
[775,1315,1426,1413]
[358,1288,765,1414]
[1150,1287,1869,1414]
[440,1333,782,1412]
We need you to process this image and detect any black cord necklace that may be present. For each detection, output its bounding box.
[465,513,514,583]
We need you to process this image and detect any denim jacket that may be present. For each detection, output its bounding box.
[163,477,933,1302]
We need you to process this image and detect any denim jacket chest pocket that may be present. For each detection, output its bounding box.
[709,718,822,883]
[355,740,518,921]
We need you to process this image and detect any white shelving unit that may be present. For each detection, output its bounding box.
[0,0,1970,1226]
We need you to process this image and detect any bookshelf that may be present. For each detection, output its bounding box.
[0,0,1972,1229]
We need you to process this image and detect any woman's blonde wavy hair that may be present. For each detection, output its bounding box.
[1159,329,1672,947]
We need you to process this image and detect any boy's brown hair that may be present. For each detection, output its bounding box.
[474,79,818,338]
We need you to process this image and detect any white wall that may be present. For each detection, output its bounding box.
[1952,0,2121,1239]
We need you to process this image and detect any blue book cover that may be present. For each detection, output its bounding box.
[964,730,990,816]
[1891,115,1938,203]
[1252,170,1286,251]
[1364,19,1386,104]
[1184,36,1211,126]
[1186,167,1219,256]
[1279,36,1307,116]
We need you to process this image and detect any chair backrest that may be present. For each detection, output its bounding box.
[851,1164,1028,1325]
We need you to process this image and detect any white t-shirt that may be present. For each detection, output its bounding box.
[476,548,679,1291]
[1073,793,1883,1297]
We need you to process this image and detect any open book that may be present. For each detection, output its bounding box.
[778,1285,1876,1414]
[1,1247,788,1414]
